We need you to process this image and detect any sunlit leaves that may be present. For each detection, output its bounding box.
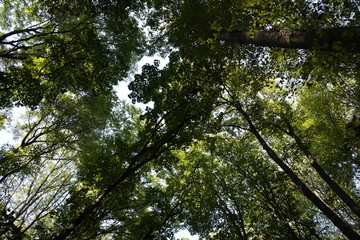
[0,0,144,109]
[1,0,360,239]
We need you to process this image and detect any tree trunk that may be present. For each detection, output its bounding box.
[284,120,360,219]
[219,27,360,53]
[234,102,360,240]
[53,120,187,240]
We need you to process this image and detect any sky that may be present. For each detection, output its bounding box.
[0,127,14,145]
[175,230,199,240]
[114,55,162,110]
[0,106,26,145]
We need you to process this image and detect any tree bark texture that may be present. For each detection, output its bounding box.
[219,27,360,53]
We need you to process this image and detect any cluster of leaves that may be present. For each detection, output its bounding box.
[0,0,144,109]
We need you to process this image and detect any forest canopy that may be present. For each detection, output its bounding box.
[1,0,360,239]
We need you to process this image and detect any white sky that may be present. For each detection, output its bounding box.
[115,55,167,109]
[0,106,26,145]
[0,130,14,145]
[175,229,199,240]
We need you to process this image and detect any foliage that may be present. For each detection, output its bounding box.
[1,0,360,239]
[0,0,144,109]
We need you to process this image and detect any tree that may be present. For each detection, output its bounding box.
[0,93,113,183]
[0,93,114,238]
[125,55,360,238]
[2,0,360,239]
[51,87,212,239]
[230,100,359,239]
[0,0,144,109]
[165,139,323,239]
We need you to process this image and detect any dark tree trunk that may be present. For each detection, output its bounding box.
[283,120,360,219]
[234,102,360,240]
[219,27,360,53]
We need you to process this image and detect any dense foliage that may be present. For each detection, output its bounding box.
[1,0,360,239]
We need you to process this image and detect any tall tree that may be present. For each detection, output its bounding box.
[0,93,114,238]
[2,0,360,239]
[51,55,222,238]
[162,141,322,239]
[230,100,359,239]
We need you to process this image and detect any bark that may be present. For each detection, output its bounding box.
[219,27,360,53]
[234,102,360,240]
[284,120,360,219]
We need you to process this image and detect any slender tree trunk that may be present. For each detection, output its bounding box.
[234,102,360,240]
[219,27,360,53]
[53,120,186,240]
[283,120,360,219]
[53,161,148,240]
